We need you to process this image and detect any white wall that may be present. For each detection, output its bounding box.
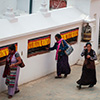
[67,0,100,54]
[17,0,30,13]
[0,0,17,15]
[0,32,55,92]
[17,0,50,14]
[90,0,100,54]
[0,1,99,92]
[0,0,99,93]
[67,0,91,15]
[0,21,83,93]
[33,0,50,13]
[0,0,50,15]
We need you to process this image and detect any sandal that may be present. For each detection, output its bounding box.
[8,95,13,99]
[15,90,20,94]
[64,74,67,78]
[55,76,62,79]
[77,85,81,90]
[89,85,94,88]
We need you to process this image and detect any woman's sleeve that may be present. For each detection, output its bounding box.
[61,40,69,51]
[15,52,20,58]
[81,49,85,57]
[90,50,97,60]
[49,43,57,51]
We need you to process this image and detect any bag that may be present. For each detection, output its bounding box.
[3,65,10,78]
[19,59,25,68]
[62,40,74,56]
[65,45,74,55]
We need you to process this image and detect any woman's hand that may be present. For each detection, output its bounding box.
[9,64,16,68]
[84,46,87,49]
[87,55,91,59]
[58,49,61,52]
[9,56,22,68]
[45,47,49,50]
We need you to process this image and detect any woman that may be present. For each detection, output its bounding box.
[47,34,71,78]
[3,44,21,99]
[77,42,97,89]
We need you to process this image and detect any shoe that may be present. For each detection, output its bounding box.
[15,90,20,94]
[8,95,13,99]
[89,85,94,88]
[64,74,67,78]
[77,85,81,89]
[55,76,62,79]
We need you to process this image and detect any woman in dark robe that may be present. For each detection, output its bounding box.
[77,42,97,89]
[47,34,71,78]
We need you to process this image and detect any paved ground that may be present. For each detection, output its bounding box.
[0,63,100,100]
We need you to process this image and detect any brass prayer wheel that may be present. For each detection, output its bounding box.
[82,23,91,42]
[83,32,91,41]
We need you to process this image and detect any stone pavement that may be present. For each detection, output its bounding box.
[0,64,100,100]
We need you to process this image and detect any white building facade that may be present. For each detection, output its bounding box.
[0,0,50,17]
[0,0,100,93]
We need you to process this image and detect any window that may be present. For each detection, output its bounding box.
[50,0,67,10]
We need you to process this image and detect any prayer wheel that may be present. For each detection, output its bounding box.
[82,23,91,42]
[83,32,91,41]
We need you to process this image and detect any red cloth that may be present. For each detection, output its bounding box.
[3,64,10,78]
[2,51,16,78]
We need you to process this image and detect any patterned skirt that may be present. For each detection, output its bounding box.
[6,66,17,88]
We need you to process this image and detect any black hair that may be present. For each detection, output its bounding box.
[55,34,61,39]
[8,44,16,51]
[86,42,92,46]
